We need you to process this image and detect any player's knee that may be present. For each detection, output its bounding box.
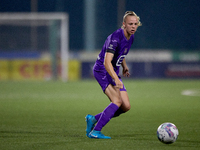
[124,104,131,112]
[127,105,131,111]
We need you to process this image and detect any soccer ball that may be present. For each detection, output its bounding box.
[157,122,179,144]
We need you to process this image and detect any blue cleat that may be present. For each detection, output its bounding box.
[89,130,111,139]
[85,114,96,137]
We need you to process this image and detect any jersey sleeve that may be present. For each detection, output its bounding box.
[106,33,119,54]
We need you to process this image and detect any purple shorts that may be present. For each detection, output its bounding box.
[93,69,126,92]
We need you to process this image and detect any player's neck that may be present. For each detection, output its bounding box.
[123,29,131,40]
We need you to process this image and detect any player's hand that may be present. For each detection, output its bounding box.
[115,78,123,89]
[123,68,130,77]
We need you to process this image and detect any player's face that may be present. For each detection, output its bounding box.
[123,16,138,36]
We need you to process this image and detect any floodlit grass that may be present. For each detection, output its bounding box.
[0,79,200,150]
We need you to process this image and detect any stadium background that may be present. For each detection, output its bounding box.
[0,0,200,80]
[1,1,200,149]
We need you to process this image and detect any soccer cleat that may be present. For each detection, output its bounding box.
[85,114,96,137]
[89,130,111,139]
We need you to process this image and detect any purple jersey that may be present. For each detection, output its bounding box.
[93,28,134,75]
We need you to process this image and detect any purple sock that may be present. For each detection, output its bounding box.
[94,103,119,131]
[95,107,125,120]
[95,113,101,121]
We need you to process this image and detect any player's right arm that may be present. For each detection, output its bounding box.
[104,52,123,89]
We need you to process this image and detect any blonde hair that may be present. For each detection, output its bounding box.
[121,11,142,29]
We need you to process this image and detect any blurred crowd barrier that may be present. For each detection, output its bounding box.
[1,50,199,81]
[80,51,200,79]
[0,59,80,81]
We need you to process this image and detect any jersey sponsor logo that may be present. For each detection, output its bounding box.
[97,55,100,60]
[116,55,126,66]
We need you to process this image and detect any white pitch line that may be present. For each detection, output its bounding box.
[181,89,200,96]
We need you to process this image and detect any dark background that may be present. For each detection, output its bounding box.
[0,0,200,51]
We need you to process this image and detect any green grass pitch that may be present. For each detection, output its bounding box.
[0,79,200,150]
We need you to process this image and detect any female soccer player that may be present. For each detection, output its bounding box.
[86,11,142,139]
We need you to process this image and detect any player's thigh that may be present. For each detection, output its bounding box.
[120,91,131,111]
[105,84,122,107]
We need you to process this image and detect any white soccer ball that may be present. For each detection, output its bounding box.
[157,122,179,144]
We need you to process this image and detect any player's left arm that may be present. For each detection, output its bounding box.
[121,58,130,77]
